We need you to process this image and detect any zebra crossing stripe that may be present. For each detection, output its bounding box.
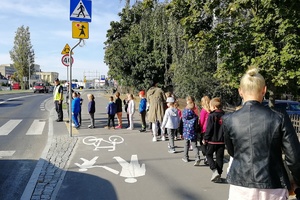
[0,151,15,158]
[26,120,46,135]
[0,120,22,135]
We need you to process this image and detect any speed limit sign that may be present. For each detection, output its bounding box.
[61,54,74,66]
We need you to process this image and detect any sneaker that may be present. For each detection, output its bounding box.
[152,136,157,142]
[139,129,146,132]
[214,176,222,183]
[104,126,110,129]
[211,169,221,182]
[88,125,92,129]
[168,149,176,154]
[161,136,166,141]
[127,127,133,130]
[194,159,201,166]
[174,136,177,140]
[182,158,189,163]
[115,125,122,129]
[72,123,75,127]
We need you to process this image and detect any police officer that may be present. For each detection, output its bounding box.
[53,78,64,122]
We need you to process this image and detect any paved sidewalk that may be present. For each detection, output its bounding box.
[22,90,299,200]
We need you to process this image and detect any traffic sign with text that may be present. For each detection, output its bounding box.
[61,54,74,66]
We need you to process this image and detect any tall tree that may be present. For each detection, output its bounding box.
[9,25,35,89]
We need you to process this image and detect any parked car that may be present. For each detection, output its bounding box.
[33,82,48,93]
[263,100,300,115]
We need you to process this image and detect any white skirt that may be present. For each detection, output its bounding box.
[228,184,288,200]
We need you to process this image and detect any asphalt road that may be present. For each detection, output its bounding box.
[0,92,51,200]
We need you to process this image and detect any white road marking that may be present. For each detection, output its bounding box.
[26,120,46,135]
[0,120,22,135]
[0,151,15,158]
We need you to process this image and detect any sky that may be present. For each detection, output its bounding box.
[0,0,127,81]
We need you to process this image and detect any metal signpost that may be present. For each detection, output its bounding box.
[67,0,92,137]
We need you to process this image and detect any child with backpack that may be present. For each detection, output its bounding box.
[161,97,180,153]
[181,101,201,166]
[203,97,225,182]
[105,96,116,129]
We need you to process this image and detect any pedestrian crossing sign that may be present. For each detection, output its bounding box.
[70,0,92,22]
[72,22,89,39]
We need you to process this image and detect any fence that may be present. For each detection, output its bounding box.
[224,107,300,141]
[290,115,300,140]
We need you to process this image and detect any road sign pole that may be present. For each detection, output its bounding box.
[68,39,83,137]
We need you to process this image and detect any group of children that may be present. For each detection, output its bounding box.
[160,94,225,183]
[71,90,225,183]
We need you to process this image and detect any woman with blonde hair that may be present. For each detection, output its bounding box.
[223,67,300,200]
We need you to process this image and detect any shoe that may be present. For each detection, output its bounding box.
[104,126,110,129]
[88,125,92,128]
[56,119,63,122]
[115,125,122,129]
[127,127,133,130]
[72,123,75,127]
[194,159,201,166]
[182,158,189,163]
[152,136,157,142]
[214,176,222,183]
[211,169,221,182]
[161,136,166,141]
[168,149,175,154]
[174,136,177,140]
[139,129,146,132]
[204,158,209,165]
[75,125,80,129]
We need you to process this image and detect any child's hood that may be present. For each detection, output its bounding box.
[183,108,196,120]
[170,108,178,117]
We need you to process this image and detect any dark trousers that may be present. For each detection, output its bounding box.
[199,133,207,156]
[126,113,130,127]
[206,144,225,175]
[89,113,95,127]
[78,110,82,125]
[107,114,115,127]
[54,100,63,121]
[183,138,200,161]
[140,110,146,130]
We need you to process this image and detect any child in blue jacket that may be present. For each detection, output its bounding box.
[72,92,81,129]
[105,96,116,129]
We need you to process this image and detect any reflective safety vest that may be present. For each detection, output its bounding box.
[54,85,63,101]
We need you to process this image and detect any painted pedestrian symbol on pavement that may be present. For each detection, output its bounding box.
[82,135,124,151]
[75,155,146,183]
[114,155,146,183]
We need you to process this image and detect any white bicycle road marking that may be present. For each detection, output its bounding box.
[82,135,124,151]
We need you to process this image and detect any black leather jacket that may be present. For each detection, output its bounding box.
[223,100,300,189]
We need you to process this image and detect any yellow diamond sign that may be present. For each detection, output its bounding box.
[72,22,89,39]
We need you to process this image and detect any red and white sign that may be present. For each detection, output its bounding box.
[61,54,74,66]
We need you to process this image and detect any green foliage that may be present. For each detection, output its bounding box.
[105,0,300,104]
[9,25,35,90]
